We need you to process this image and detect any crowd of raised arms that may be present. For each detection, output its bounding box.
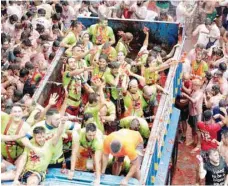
[1,1,228,186]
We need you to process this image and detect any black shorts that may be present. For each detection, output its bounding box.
[188,115,201,134]
[180,106,189,121]
[20,171,45,184]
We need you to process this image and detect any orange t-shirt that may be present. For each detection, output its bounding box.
[103,129,143,161]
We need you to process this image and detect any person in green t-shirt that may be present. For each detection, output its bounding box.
[1,105,31,164]
[87,18,115,45]
[60,20,84,48]
[84,82,106,133]
[68,123,104,186]
[96,42,117,62]
[10,123,67,185]
[119,116,150,140]
[115,31,133,56]
[63,57,94,116]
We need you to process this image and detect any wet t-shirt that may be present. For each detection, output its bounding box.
[204,158,228,185]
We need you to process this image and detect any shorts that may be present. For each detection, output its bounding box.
[66,106,79,116]
[180,106,189,122]
[20,171,45,184]
[188,115,201,134]
[115,142,144,166]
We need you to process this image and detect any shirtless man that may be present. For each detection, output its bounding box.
[182,79,204,153]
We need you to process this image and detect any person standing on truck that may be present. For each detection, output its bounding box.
[63,57,94,116]
[87,18,115,46]
[68,123,104,186]
[102,129,144,185]
[10,121,67,185]
[60,20,83,48]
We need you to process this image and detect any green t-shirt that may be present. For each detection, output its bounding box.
[144,68,160,85]
[23,139,53,174]
[119,116,150,139]
[31,120,74,164]
[84,104,104,133]
[77,128,103,152]
[61,31,78,47]
[87,24,115,45]
[1,112,30,160]
[104,71,122,100]
[115,40,128,56]
[123,91,144,117]
[104,100,116,117]
[63,71,85,107]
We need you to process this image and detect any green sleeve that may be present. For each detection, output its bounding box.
[62,71,71,86]
[93,138,103,151]
[119,118,131,128]
[104,72,115,85]
[61,32,75,46]
[139,119,150,139]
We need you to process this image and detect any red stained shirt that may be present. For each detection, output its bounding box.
[197,122,221,151]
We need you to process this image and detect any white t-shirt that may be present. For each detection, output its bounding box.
[37,3,53,19]
[32,16,52,31]
[193,24,210,48]
[7,4,23,19]
[62,6,76,28]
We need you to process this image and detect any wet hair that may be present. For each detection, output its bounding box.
[38,8,46,16]
[110,140,121,153]
[109,61,120,69]
[21,15,28,22]
[25,62,34,70]
[49,53,56,61]
[15,23,22,29]
[85,123,97,133]
[19,68,29,78]
[130,118,140,130]
[20,31,31,41]
[218,62,227,72]
[99,54,108,61]
[26,11,34,19]
[53,40,60,47]
[61,1,69,6]
[36,24,45,33]
[88,93,98,104]
[70,20,82,28]
[84,113,93,122]
[22,38,32,47]
[52,13,61,21]
[203,110,212,121]
[46,108,59,117]
[52,24,59,30]
[205,71,212,80]
[55,3,63,14]
[9,14,18,23]
[14,89,23,100]
[8,64,20,71]
[102,42,111,50]
[33,126,45,135]
[13,47,22,56]
[212,84,220,94]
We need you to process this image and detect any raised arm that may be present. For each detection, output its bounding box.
[37,93,59,121]
[68,129,80,180]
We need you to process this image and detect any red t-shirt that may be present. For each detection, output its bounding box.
[197,122,221,151]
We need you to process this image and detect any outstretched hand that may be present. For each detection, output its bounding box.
[48,93,59,106]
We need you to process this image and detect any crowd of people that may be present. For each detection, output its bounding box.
[1,0,228,186]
